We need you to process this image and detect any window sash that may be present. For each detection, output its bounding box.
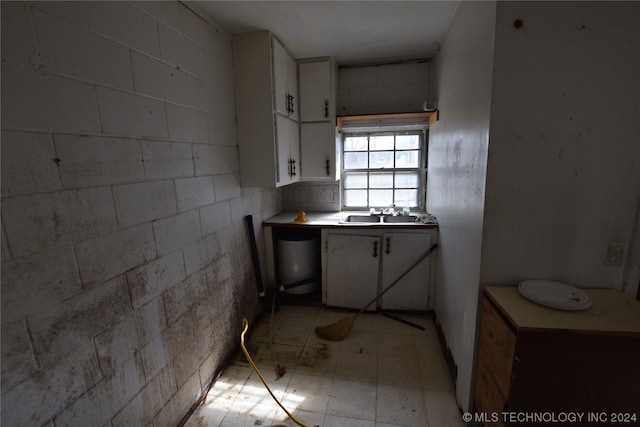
[342,130,426,210]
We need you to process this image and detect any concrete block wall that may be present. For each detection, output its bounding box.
[282,181,341,212]
[1,2,281,426]
[338,60,432,115]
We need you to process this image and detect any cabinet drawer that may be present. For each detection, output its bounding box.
[477,297,517,400]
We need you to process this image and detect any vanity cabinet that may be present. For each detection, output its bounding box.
[475,286,640,426]
[233,31,299,187]
[298,58,339,181]
[322,229,436,311]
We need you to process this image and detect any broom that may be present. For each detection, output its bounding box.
[315,243,438,341]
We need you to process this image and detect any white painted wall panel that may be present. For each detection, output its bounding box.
[0,131,61,195]
[174,176,216,211]
[86,1,160,57]
[126,251,186,309]
[55,135,145,187]
[1,63,101,133]
[158,23,214,81]
[0,1,38,66]
[1,244,82,323]
[141,140,195,179]
[338,61,431,115]
[153,211,202,256]
[200,201,233,235]
[482,1,640,295]
[33,8,134,90]
[3,188,118,256]
[130,51,188,105]
[427,1,496,411]
[112,180,177,227]
[213,173,242,201]
[166,104,209,142]
[96,86,169,138]
[75,224,157,286]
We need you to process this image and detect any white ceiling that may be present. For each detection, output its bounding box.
[193,1,460,65]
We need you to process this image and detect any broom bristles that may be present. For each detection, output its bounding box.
[315,317,355,341]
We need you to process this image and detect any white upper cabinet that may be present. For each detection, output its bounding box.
[299,60,332,121]
[275,115,300,186]
[273,38,298,121]
[298,58,339,181]
[233,31,299,187]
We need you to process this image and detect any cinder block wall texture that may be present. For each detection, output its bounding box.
[1,2,280,425]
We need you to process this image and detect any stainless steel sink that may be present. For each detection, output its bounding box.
[338,214,421,224]
[339,215,381,223]
[382,215,419,223]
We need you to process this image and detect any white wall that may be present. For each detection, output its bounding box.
[430,0,640,413]
[426,1,496,411]
[1,2,280,425]
[338,61,431,115]
[482,2,640,295]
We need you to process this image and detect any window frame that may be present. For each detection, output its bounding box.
[341,128,428,211]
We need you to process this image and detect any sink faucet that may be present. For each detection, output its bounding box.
[382,203,396,215]
[369,204,397,216]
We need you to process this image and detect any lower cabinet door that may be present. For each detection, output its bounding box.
[380,232,432,311]
[325,233,380,309]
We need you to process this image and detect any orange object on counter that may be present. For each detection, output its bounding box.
[293,210,308,223]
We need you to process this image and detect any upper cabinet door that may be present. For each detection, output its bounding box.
[299,61,332,122]
[272,38,297,119]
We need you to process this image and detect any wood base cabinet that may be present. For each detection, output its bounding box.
[474,286,640,426]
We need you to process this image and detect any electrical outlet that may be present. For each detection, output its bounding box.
[604,241,625,266]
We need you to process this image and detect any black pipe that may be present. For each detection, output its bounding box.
[244,215,266,300]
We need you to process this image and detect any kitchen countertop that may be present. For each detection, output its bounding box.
[263,211,439,229]
[485,285,640,335]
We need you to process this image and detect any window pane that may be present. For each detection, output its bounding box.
[344,173,368,189]
[369,172,393,188]
[344,152,368,169]
[395,171,419,188]
[396,134,420,149]
[370,135,394,150]
[395,150,420,168]
[370,151,393,169]
[395,189,418,207]
[370,189,393,207]
[344,189,368,206]
[344,136,368,151]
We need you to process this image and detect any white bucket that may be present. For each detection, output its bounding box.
[277,236,320,294]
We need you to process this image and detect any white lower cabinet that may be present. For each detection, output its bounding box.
[324,230,381,310]
[380,232,433,311]
[322,229,436,311]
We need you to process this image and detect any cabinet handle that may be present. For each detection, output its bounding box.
[286,93,295,115]
[324,100,329,118]
[373,241,378,258]
[292,158,296,177]
[288,158,293,177]
[385,237,391,254]
[325,159,330,176]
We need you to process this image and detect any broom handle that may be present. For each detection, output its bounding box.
[354,243,438,318]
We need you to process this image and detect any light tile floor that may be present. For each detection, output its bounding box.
[185,305,464,427]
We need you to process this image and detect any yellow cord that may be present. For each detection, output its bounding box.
[240,318,312,427]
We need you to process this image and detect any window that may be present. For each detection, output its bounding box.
[342,129,427,210]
